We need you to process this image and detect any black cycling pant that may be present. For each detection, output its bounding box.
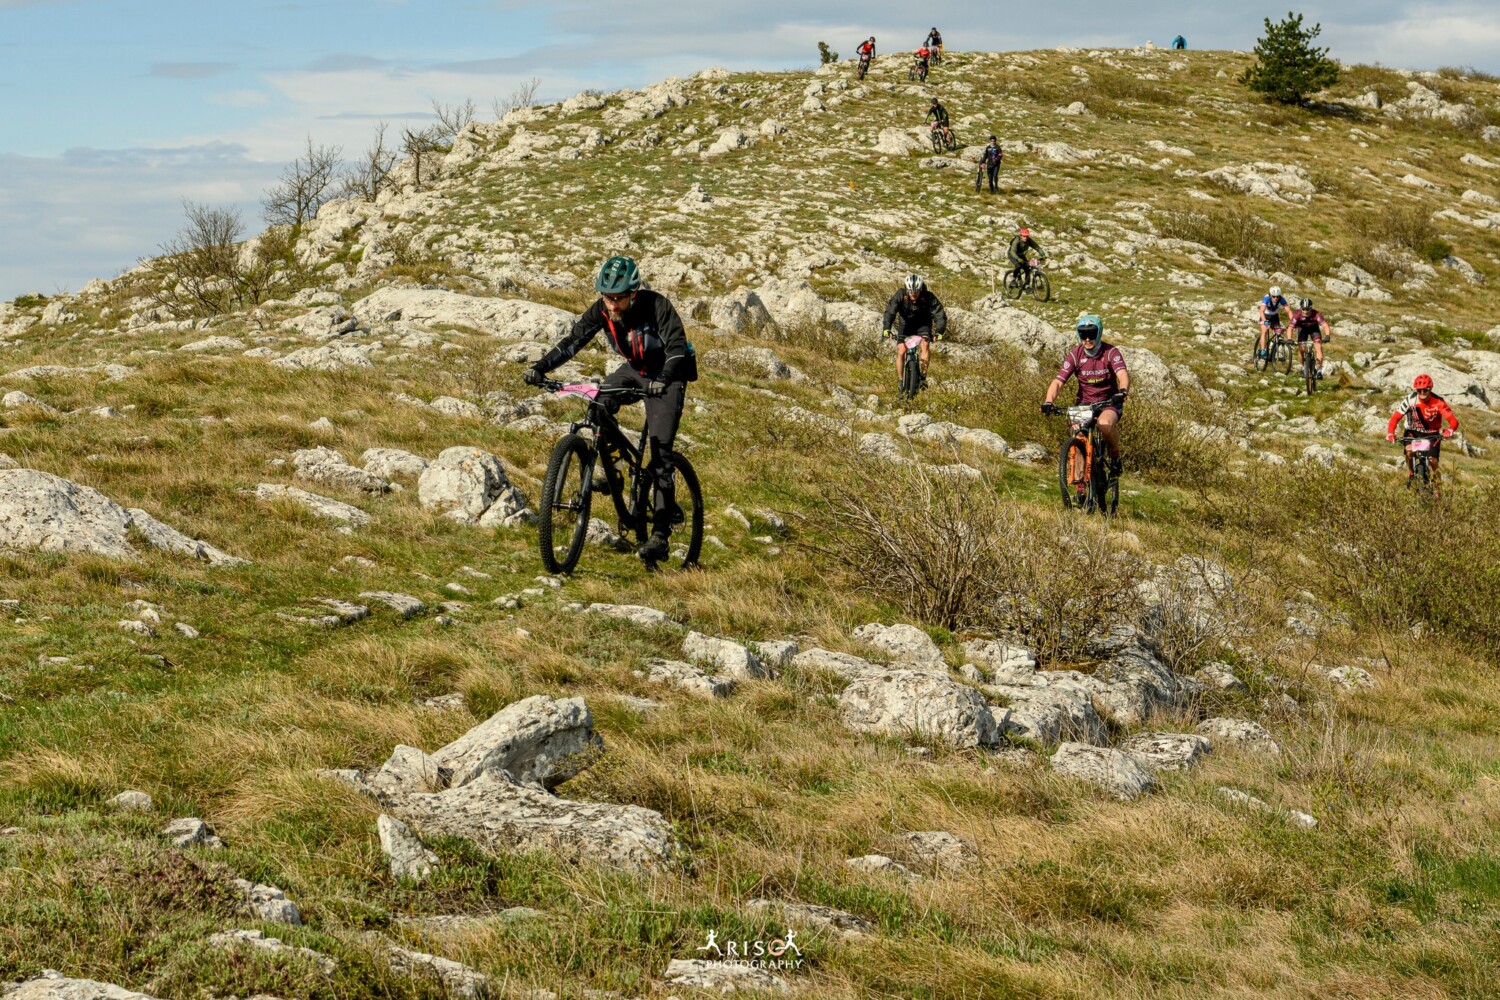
[985,163,1000,191]
[600,364,686,536]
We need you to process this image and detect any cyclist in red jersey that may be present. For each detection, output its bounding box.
[1040,314,1130,476]
[1386,373,1458,494]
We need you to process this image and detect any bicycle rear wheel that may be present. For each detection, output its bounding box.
[538,434,594,574]
[1031,271,1051,303]
[1059,438,1089,511]
[635,455,705,569]
[1303,350,1317,395]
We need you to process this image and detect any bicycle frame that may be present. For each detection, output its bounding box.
[551,382,653,532]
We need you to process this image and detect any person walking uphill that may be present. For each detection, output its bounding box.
[524,256,697,563]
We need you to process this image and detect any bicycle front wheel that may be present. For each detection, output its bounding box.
[1003,269,1023,299]
[1304,352,1317,395]
[1031,271,1051,303]
[901,352,923,399]
[538,434,594,574]
[1059,438,1089,510]
[1277,341,1294,376]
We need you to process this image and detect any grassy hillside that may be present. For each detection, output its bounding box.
[2,46,1500,998]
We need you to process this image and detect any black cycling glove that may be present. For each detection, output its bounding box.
[523,365,547,387]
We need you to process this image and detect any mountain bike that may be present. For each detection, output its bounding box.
[909,58,928,83]
[928,122,957,152]
[1401,429,1441,499]
[931,45,944,66]
[535,380,703,574]
[1253,325,1291,374]
[1298,337,1319,395]
[1048,400,1118,516]
[857,54,871,80]
[1002,261,1050,302]
[889,332,929,400]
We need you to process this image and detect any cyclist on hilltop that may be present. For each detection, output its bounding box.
[926,97,954,146]
[1041,314,1131,478]
[1172,35,1187,50]
[856,36,876,74]
[914,44,932,78]
[979,135,1003,193]
[524,256,696,563]
[1007,227,1047,286]
[1386,373,1459,496]
[926,27,944,61]
[1255,284,1290,360]
[1290,297,1331,380]
[882,274,947,387]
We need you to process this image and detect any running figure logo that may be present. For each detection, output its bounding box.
[696,930,722,957]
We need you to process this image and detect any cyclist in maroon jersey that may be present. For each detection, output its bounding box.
[1040,313,1131,476]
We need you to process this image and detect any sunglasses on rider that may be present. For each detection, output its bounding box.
[602,292,634,303]
[1077,327,1099,340]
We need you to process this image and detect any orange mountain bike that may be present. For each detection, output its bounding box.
[1049,400,1118,515]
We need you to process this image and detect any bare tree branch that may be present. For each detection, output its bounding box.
[339,121,397,202]
[262,135,342,229]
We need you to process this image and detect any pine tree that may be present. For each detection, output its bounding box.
[1239,12,1339,105]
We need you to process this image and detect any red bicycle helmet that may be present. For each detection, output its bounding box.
[1018,227,1031,238]
[1413,374,1433,390]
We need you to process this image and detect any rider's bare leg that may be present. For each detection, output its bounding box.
[1314,339,1324,367]
[1258,324,1270,353]
[895,342,907,382]
[918,339,931,375]
[1098,408,1121,460]
[1404,445,1413,476]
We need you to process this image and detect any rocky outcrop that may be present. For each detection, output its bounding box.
[251,483,370,526]
[383,769,676,873]
[1050,743,1157,800]
[293,447,392,494]
[430,694,602,790]
[0,470,246,567]
[418,446,532,526]
[852,623,945,669]
[838,669,999,749]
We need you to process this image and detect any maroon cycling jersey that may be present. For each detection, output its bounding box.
[1056,341,1127,405]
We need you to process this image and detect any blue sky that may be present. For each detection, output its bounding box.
[3,0,1499,300]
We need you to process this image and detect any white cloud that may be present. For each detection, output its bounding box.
[207,89,272,108]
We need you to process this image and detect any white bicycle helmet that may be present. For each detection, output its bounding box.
[1269,285,1282,297]
[905,274,925,293]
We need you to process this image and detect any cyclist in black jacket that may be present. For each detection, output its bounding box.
[881,274,947,385]
[525,256,695,562]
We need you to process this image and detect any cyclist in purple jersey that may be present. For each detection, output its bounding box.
[1040,314,1130,476]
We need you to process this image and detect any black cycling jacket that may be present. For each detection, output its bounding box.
[926,103,950,125]
[1007,234,1046,265]
[535,289,691,382]
[882,288,947,336]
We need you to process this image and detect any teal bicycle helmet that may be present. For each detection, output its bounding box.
[596,256,642,294]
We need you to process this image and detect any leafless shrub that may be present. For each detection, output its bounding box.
[1141,554,1265,671]
[814,459,1143,661]
[142,200,244,317]
[262,135,341,229]
[401,125,446,189]
[493,77,542,119]
[431,98,477,142]
[339,122,397,202]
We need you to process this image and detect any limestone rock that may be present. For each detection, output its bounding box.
[178,336,245,352]
[418,446,519,524]
[1197,717,1281,755]
[663,959,787,994]
[746,899,874,937]
[845,854,915,877]
[230,877,303,925]
[901,830,976,871]
[387,945,492,999]
[378,813,439,881]
[161,817,224,849]
[838,669,998,749]
[251,483,369,526]
[583,603,674,627]
[350,288,574,342]
[430,695,602,790]
[1050,743,1157,800]
[359,591,426,618]
[0,470,245,566]
[790,647,882,681]
[961,639,1038,682]
[643,658,734,699]
[361,447,429,481]
[106,790,153,812]
[682,631,770,679]
[206,929,337,976]
[293,447,391,494]
[709,287,775,334]
[269,343,374,371]
[3,971,163,998]
[383,769,676,873]
[369,745,447,795]
[852,623,944,669]
[1120,733,1212,772]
